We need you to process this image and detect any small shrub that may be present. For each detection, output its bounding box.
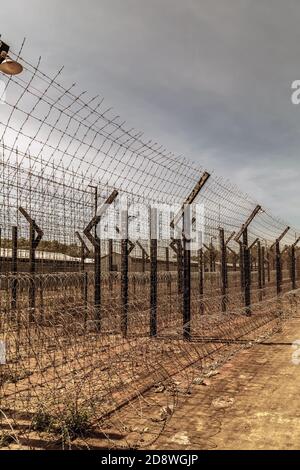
[62,406,92,437]
[55,406,92,447]
[31,405,92,447]
[31,409,53,432]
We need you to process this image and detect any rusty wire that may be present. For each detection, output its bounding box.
[0,40,299,449]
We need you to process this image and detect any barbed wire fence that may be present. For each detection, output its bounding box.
[0,40,300,449]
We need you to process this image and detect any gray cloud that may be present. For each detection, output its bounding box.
[1,0,300,225]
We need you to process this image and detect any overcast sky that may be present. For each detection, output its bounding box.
[1,0,300,226]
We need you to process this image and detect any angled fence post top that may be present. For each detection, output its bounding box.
[170,171,210,230]
[234,205,262,243]
[225,231,236,245]
[169,237,179,254]
[203,243,211,251]
[249,238,259,250]
[292,236,300,248]
[270,226,291,249]
[84,190,118,247]
[136,240,150,261]
[227,245,237,256]
[75,231,91,258]
[18,206,44,248]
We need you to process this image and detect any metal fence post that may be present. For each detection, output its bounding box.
[261,246,266,290]
[290,237,300,290]
[29,221,36,316]
[276,240,281,295]
[150,207,158,337]
[257,240,262,301]
[219,228,227,312]
[267,250,271,283]
[121,209,129,337]
[234,206,262,299]
[183,205,191,340]
[169,171,210,338]
[19,207,44,322]
[84,190,118,331]
[94,235,101,328]
[75,231,89,307]
[11,226,18,310]
[198,247,204,314]
[166,246,172,315]
[165,247,170,272]
[291,245,296,290]
[108,238,113,292]
[239,241,244,291]
[209,240,214,273]
[243,228,251,313]
[80,241,85,272]
[270,227,290,296]
[177,240,183,295]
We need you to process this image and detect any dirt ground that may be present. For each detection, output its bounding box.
[149,315,300,450]
[1,291,298,450]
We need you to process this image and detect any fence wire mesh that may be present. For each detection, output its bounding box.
[0,41,299,449]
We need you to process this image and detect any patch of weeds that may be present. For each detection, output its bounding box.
[57,406,93,443]
[31,405,93,447]
[0,432,15,448]
[64,406,92,436]
[31,408,54,433]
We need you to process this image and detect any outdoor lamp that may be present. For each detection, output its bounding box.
[0,39,23,75]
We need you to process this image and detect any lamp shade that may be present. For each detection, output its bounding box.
[0,57,23,75]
